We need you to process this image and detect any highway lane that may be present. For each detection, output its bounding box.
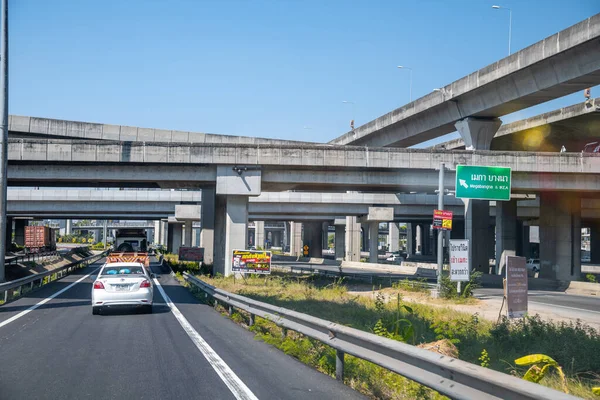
[475,288,600,314]
[0,258,364,400]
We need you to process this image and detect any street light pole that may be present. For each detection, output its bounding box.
[397,66,413,102]
[0,0,8,282]
[342,101,355,128]
[437,163,445,291]
[492,5,512,55]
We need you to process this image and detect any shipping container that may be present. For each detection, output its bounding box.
[25,226,57,253]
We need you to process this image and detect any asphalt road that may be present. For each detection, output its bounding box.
[0,258,364,400]
[475,288,600,314]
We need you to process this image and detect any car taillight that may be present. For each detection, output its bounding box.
[140,280,151,288]
[93,281,105,289]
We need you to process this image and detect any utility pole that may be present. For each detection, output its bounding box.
[437,163,445,291]
[0,0,8,282]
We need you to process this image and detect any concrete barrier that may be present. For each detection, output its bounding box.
[566,281,600,296]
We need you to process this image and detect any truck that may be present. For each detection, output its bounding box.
[25,226,57,254]
[113,229,148,253]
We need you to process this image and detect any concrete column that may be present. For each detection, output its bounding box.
[303,222,323,258]
[290,222,302,256]
[406,223,414,257]
[345,216,361,261]
[201,187,215,265]
[184,220,193,247]
[335,224,345,261]
[495,199,518,275]
[464,199,491,273]
[213,195,249,277]
[161,221,168,247]
[322,222,329,251]
[254,221,265,249]
[103,220,108,247]
[368,222,379,263]
[154,220,161,245]
[388,223,399,252]
[521,225,532,259]
[415,224,422,254]
[422,225,431,256]
[450,220,465,239]
[66,220,72,235]
[455,117,502,150]
[5,217,12,250]
[14,220,27,246]
[192,227,199,247]
[591,223,600,264]
[167,223,183,254]
[273,231,282,247]
[539,193,581,281]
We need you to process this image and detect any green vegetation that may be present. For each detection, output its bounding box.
[162,253,211,275]
[586,274,597,284]
[515,354,568,393]
[439,271,482,299]
[189,273,600,399]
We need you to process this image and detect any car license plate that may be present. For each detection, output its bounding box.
[115,284,129,291]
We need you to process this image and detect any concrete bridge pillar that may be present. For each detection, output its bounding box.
[539,193,581,281]
[368,222,379,263]
[184,220,193,247]
[66,219,72,235]
[14,219,27,246]
[388,223,399,252]
[496,199,518,275]
[290,222,303,256]
[213,195,249,276]
[464,199,491,273]
[345,216,361,261]
[590,223,600,264]
[334,222,345,261]
[521,224,532,259]
[5,217,12,250]
[322,222,329,251]
[254,221,265,249]
[167,223,183,255]
[415,224,422,254]
[406,223,415,257]
[201,188,215,265]
[303,222,323,258]
[455,117,502,151]
[154,220,161,245]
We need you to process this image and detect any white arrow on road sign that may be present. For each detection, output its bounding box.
[459,179,468,189]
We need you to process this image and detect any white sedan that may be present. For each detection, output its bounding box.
[92,262,154,315]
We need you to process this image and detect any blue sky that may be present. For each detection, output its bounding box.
[9,0,600,145]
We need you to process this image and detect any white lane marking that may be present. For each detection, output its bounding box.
[529,301,600,315]
[0,267,100,329]
[153,277,259,400]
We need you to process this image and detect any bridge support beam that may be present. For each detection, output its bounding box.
[214,195,249,276]
[167,223,183,255]
[303,222,323,258]
[539,193,581,281]
[254,221,265,249]
[455,117,502,151]
[290,222,302,256]
[406,223,415,257]
[591,223,600,264]
[14,219,27,246]
[464,199,492,273]
[367,222,379,263]
[66,219,72,235]
[334,223,345,261]
[201,188,215,265]
[184,220,193,247]
[345,216,361,262]
[496,199,517,275]
[388,223,399,252]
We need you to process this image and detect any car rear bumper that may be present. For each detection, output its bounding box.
[92,289,153,307]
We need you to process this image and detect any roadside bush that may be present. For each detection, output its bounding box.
[163,253,212,275]
[585,274,597,283]
[440,270,482,299]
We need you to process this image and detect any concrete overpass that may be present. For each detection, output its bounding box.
[432,97,600,151]
[329,14,600,149]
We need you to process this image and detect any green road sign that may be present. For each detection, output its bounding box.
[455,165,511,201]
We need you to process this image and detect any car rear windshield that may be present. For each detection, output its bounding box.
[101,266,146,276]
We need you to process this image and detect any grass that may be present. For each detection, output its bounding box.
[186,273,600,398]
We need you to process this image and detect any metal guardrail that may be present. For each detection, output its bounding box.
[0,249,110,303]
[182,272,576,400]
[6,250,60,266]
[273,264,437,288]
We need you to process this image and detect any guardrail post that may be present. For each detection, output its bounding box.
[228,305,233,316]
[214,299,218,309]
[249,313,255,326]
[281,327,288,339]
[3,290,7,303]
[336,349,345,381]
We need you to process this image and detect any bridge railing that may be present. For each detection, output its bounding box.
[182,272,575,400]
[0,249,109,304]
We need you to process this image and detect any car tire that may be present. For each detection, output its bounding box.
[533,267,539,273]
[92,306,101,315]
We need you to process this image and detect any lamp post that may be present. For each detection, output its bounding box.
[342,101,355,129]
[492,5,512,55]
[397,66,413,102]
[0,0,8,282]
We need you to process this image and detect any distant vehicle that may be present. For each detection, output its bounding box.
[114,229,148,252]
[92,262,154,315]
[582,142,600,154]
[582,254,591,263]
[386,254,403,263]
[25,226,56,253]
[526,258,540,273]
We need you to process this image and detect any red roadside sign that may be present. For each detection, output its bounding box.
[433,209,453,231]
